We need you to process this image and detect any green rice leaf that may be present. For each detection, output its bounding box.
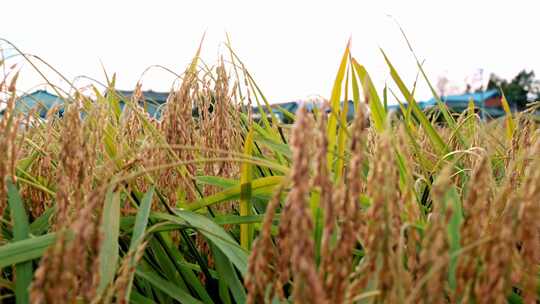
[214,214,266,226]
[254,136,292,159]
[149,234,215,304]
[445,186,462,291]
[173,210,249,275]
[124,187,155,302]
[0,232,71,268]
[184,176,285,211]
[213,244,247,304]
[7,180,32,304]
[98,189,121,294]
[130,292,156,304]
[136,269,203,304]
[129,187,155,250]
[29,207,54,236]
[196,176,237,188]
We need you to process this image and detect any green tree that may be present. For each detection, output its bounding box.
[487,70,540,109]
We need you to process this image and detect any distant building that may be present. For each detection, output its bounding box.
[3,88,520,124]
[2,89,171,119]
[253,98,366,124]
[423,89,506,119]
[112,90,170,119]
[251,97,326,124]
[14,90,65,118]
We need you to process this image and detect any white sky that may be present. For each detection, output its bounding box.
[2,0,540,103]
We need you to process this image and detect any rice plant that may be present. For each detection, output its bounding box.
[0,38,539,304]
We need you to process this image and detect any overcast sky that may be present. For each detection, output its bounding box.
[2,0,539,103]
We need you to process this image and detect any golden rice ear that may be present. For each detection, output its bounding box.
[322,99,367,302]
[0,123,20,217]
[349,132,405,302]
[200,61,241,213]
[278,106,326,303]
[514,140,540,303]
[245,186,283,304]
[158,73,199,205]
[54,104,86,227]
[0,71,22,216]
[315,109,335,278]
[412,196,453,303]
[472,205,514,304]
[31,185,108,303]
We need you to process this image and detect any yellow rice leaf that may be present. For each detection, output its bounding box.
[184,176,285,211]
[500,92,515,141]
[327,40,350,172]
[240,128,254,250]
[336,65,350,181]
[352,59,386,132]
[380,49,448,157]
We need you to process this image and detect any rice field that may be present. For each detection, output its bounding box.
[1,39,540,303]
